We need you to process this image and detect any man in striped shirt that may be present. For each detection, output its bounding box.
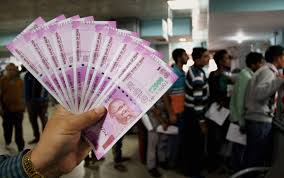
[181,47,210,178]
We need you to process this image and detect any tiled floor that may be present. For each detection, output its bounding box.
[0,109,228,178]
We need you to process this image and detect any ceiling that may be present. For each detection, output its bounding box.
[209,10,284,50]
[208,0,284,50]
[2,0,284,51]
[0,0,169,33]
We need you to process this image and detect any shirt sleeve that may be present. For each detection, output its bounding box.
[254,69,284,101]
[0,150,29,178]
[234,74,250,127]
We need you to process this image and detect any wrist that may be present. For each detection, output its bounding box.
[30,149,60,178]
[30,149,45,173]
[22,150,45,178]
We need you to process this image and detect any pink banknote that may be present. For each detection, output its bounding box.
[84,47,177,159]
[6,15,178,160]
[71,19,116,112]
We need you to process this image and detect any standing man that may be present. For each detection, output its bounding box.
[24,72,49,144]
[229,52,264,171]
[207,49,234,171]
[0,63,25,151]
[146,96,170,177]
[168,48,189,119]
[182,47,210,178]
[244,46,284,172]
[164,48,189,168]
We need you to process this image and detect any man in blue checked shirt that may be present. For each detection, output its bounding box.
[0,105,106,178]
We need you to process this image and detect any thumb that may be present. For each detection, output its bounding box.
[70,106,107,130]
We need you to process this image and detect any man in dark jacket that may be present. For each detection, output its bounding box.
[24,72,49,144]
[0,63,25,151]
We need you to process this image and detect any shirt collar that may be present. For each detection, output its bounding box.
[173,64,185,74]
[245,67,254,75]
[266,63,279,74]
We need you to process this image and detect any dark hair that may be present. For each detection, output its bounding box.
[245,52,263,68]
[213,49,228,67]
[265,45,284,63]
[5,63,16,69]
[191,47,207,61]
[172,48,186,63]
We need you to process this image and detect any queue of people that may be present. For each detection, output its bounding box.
[140,45,284,178]
[1,45,284,178]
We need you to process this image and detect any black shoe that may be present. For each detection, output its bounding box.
[114,163,128,172]
[28,138,39,144]
[148,168,162,177]
[121,156,131,162]
[84,160,90,167]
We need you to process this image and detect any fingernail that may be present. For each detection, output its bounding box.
[94,106,106,116]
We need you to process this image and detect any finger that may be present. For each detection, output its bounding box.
[76,139,92,163]
[70,106,107,130]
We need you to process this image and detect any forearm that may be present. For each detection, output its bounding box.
[162,93,176,122]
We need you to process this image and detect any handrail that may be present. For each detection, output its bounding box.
[229,167,270,178]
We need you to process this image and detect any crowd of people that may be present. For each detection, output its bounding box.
[136,45,284,178]
[1,45,284,178]
[0,64,49,152]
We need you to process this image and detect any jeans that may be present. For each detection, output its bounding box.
[112,137,124,163]
[146,131,167,169]
[167,113,183,168]
[207,118,230,171]
[181,110,205,177]
[245,120,272,168]
[231,142,246,172]
[2,111,25,151]
[27,101,48,140]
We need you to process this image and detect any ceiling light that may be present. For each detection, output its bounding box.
[227,32,251,44]
[167,0,197,10]
[179,38,187,42]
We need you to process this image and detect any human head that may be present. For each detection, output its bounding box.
[20,65,27,73]
[191,47,210,67]
[213,49,231,70]
[245,52,264,72]
[265,45,284,68]
[172,48,189,65]
[5,63,18,78]
[108,99,134,125]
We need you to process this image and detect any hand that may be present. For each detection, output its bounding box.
[30,105,106,177]
[162,123,169,131]
[152,107,161,116]
[217,102,224,111]
[277,74,284,79]
[199,121,208,135]
[169,113,177,124]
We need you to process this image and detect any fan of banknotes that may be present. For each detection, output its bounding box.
[6,14,177,159]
